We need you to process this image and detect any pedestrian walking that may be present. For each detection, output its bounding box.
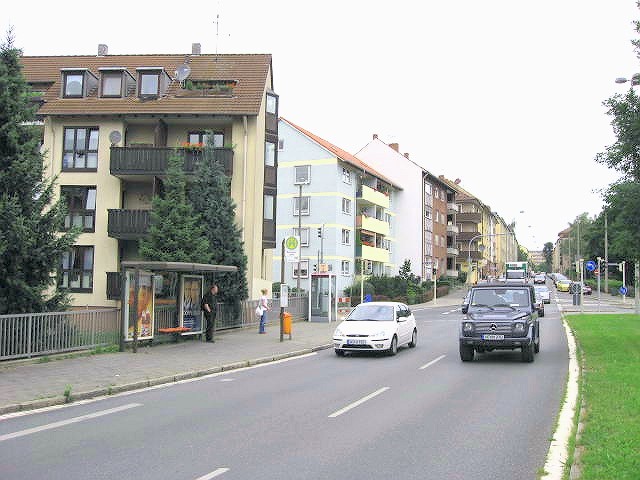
[201,284,219,342]
[258,288,270,334]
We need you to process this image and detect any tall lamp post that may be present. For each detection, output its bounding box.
[467,232,510,284]
[296,183,302,294]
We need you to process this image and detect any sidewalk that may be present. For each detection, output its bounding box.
[0,291,464,415]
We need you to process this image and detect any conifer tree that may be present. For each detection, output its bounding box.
[139,154,209,262]
[0,33,78,314]
[189,144,248,304]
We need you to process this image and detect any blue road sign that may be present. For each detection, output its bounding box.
[585,260,596,272]
[619,286,628,295]
[364,294,372,303]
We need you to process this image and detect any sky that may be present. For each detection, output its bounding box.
[4,1,639,252]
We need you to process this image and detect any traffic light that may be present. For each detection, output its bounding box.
[313,264,317,272]
[432,268,437,275]
[619,261,625,272]
[317,227,322,238]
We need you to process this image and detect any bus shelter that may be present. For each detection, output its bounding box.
[119,261,238,352]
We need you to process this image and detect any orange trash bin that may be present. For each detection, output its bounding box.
[282,312,292,334]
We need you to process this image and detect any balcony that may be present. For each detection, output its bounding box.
[447,247,459,256]
[457,230,480,243]
[110,146,233,179]
[447,202,459,213]
[446,269,459,278]
[446,223,459,234]
[459,249,484,261]
[457,212,482,223]
[357,185,390,209]
[108,209,151,239]
[356,244,390,263]
[356,215,390,236]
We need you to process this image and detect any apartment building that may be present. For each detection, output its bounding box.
[274,119,398,295]
[357,137,456,281]
[20,44,278,307]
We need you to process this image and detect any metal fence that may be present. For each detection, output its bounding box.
[1,296,308,361]
[0,309,120,361]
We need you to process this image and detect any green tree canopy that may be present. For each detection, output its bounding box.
[0,33,78,314]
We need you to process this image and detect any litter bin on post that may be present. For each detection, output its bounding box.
[283,311,292,337]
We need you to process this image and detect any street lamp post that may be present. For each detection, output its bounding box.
[296,183,302,294]
[467,232,510,284]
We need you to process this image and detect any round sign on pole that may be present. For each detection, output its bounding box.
[619,286,628,295]
[585,260,596,272]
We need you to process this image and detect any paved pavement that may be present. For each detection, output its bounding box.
[0,291,465,415]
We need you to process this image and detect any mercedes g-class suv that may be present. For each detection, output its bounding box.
[459,282,541,362]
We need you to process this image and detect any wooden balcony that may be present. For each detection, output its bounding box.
[107,209,151,239]
[110,146,233,179]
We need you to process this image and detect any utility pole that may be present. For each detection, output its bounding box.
[635,260,640,315]
[604,212,608,294]
[296,183,302,294]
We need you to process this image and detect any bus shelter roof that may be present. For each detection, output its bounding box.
[120,261,238,273]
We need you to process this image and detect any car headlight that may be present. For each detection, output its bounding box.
[370,330,388,340]
[513,322,525,332]
[333,328,344,337]
[462,322,474,334]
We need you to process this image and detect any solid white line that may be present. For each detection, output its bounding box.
[194,468,230,479]
[0,403,142,442]
[328,387,390,418]
[419,354,446,370]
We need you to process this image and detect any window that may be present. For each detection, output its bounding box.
[342,198,351,214]
[63,127,99,170]
[341,229,351,245]
[294,196,310,215]
[61,186,96,232]
[278,138,285,150]
[293,227,310,246]
[266,93,278,114]
[265,141,276,167]
[139,71,160,96]
[342,168,352,184]
[60,246,94,292]
[189,131,224,147]
[341,261,350,275]
[293,260,309,279]
[101,72,122,97]
[263,194,275,220]
[63,72,84,97]
[294,165,310,184]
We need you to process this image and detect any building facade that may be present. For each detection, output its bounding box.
[21,45,278,306]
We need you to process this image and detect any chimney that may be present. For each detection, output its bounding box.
[373,134,378,140]
[404,152,410,159]
[97,44,108,56]
[389,143,399,152]
[192,43,201,55]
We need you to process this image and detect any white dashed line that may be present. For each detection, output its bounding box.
[419,354,446,370]
[194,468,230,479]
[328,387,390,418]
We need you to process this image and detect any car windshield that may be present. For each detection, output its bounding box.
[347,305,394,321]
[470,288,530,307]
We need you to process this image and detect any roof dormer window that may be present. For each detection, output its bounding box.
[99,68,135,98]
[137,68,170,98]
[61,69,98,98]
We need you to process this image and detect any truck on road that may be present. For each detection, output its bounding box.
[505,261,528,281]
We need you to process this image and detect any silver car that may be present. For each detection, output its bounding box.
[534,285,551,304]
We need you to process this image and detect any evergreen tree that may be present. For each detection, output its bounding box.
[0,33,78,314]
[188,144,248,304]
[139,154,209,262]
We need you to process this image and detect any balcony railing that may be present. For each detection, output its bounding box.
[108,209,151,239]
[110,146,233,177]
[446,223,459,234]
[357,215,390,236]
[447,202,459,213]
[457,212,482,224]
[356,185,390,208]
[456,230,480,243]
[447,247,459,256]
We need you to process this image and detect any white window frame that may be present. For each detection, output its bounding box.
[293,260,309,279]
[341,229,351,245]
[342,167,352,184]
[294,196,310,216]
[342,198,352,215]
[294,165,310,184]
[341,260,350,275]
[293,227,310,246]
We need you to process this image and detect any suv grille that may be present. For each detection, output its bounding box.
[474,322,512,335]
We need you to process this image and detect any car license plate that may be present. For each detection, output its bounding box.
[346,339,366,345]
[482,334,505,340]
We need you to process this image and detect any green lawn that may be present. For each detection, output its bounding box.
[566,314,640,480]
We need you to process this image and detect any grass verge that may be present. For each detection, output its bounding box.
[566,313,640,480]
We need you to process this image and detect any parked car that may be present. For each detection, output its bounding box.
[534,285,551,304]
[534,273,546,284]
[333,301,417,356]
[556,279,572,292]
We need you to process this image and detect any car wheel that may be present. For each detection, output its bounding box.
[335,349,345,357]
[460,344,474,362]
[539,308,545,317]
[521,343,534,362]
[534,334,540,353]
[387,336,398,356]
[408,329,417,348]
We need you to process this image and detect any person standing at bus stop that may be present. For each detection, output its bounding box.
[202,284,219,342]
[258,288,270,334]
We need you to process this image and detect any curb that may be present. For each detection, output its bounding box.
[0,343,333,416]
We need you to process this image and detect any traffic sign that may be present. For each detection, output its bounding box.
[570,282,581,294]
[620,286,628,295]
[585,260,596,272]
[284,236,300,263]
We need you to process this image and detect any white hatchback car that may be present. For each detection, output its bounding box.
[333,301,417,356]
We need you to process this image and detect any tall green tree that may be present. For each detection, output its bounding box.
[542,242,554,266]
[188,145,248,304]
[0,33,78,314]
[139,154,209,262]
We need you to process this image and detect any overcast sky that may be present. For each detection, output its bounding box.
[4,1,639,251]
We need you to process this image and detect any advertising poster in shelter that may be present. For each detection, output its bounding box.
[124,271,154,341]
[181,275,203,334]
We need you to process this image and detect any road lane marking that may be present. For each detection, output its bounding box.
[195,468,230,479]
[0,403,142,442]
[419,354,446,370]
[328,387,390,418]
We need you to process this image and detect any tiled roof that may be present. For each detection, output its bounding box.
[280,118,401,190]
[20,54,272,116]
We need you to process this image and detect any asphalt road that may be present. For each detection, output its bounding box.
[0,300,569,480]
